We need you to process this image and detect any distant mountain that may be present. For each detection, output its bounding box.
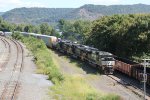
[0,12,4,16]
[2,4,150,24]
[2,7,74,24]
[65,4,150,20]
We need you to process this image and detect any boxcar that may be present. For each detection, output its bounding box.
[36,34,57,48]
[21,32,37,37]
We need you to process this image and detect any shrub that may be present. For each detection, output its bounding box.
[12,31,23,40]
[21,36,64,83]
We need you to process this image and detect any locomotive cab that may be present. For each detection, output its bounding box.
[101,57,115,74]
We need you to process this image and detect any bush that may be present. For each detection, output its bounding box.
[21,36,64,83]
[12,31,23,40]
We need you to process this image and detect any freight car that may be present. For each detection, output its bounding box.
[4,32,12,37]
[115,57,150,85]
[36,34,57,48]
[132,66,150,85]
[21,32,37,37]
[115,57,140,76]
[21,32,58,48]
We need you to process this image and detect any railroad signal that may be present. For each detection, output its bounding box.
[143,74,147,82]
[139,73,147,82]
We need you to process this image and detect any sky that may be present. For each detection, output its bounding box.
[0,0,150,12]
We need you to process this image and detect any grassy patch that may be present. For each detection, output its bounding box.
[22,36,64,84]
[51,74,120,100]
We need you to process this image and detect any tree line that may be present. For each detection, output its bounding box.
[86,14,150,60]
[0,17,59,37]
[58,19,92,43]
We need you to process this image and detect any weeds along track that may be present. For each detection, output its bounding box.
[107,75,150,100]
[0,37,24,100]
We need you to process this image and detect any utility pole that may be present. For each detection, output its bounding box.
[142,22,149,100]
[143,59,147,100]
[142,59,150,100]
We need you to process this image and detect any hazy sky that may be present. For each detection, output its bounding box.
[0,0,150,12]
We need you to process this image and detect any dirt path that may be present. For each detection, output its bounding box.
[51,50,142,100]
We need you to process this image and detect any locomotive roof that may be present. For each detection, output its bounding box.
[98,51,113,56]
[78,45,98,52]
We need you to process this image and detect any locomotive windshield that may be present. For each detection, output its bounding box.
[101,57,115,61]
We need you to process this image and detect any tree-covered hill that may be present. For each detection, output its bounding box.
[2,4,150,24]
[2,8,74,24]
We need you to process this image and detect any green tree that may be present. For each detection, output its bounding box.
[24,24,35,32]
[40,23,52,35]
[86,14,150,59]
[58,19,92,42]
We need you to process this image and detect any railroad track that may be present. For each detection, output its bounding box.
[0,37,11,71]
[107,75,150,100]
[0,37,7,48]
[0,37,24,100]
